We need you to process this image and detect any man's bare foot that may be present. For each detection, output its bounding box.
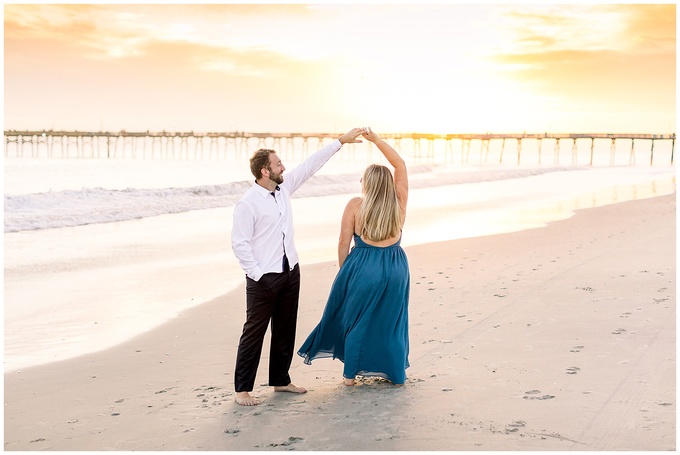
[234,391,261,406]
[273,383,307,394]
[343,378,355,386]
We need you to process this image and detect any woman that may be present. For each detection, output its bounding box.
[297,128,410,386]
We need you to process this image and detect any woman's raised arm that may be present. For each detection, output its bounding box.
[362,128,408,217]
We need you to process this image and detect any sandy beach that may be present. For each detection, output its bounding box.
[3,193,675,451]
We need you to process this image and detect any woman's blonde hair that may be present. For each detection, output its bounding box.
[359,164,402,241]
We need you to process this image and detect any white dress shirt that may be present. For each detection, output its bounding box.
[231,139,343,281]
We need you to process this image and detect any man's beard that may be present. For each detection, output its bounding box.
[270,171,284,185]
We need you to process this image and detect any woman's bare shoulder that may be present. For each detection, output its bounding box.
[346,196,362,207]
[342,197,362,218]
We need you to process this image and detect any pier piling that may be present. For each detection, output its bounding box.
[4,130,675,166]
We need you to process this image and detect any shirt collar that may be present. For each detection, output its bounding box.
[253,181,280,198]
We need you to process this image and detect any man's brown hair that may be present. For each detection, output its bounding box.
[250,149,276,180]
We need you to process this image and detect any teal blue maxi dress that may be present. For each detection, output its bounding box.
[297,234,410,384]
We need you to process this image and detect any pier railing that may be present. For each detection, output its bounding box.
[4,130,675,165]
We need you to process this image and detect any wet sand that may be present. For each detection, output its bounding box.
[3,194,675,450]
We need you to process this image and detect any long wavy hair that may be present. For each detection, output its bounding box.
[359,164,402,242]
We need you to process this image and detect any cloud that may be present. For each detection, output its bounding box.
[4,9,340,131]
[4,4,318,60]
[619,3,676,52]
[4,4,100,41]
[491,4,675,119]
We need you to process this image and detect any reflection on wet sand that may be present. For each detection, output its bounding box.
[402,175,675,247]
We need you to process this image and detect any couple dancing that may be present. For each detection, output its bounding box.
[230,127,410,406]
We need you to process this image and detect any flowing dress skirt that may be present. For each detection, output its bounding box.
[298,234,410,384]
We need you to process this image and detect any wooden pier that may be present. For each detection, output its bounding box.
[3,130,676,166]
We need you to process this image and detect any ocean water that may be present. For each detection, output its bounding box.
[5,135,676,232]
[3,138,676,371]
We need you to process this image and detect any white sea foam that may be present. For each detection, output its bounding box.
[4,165,585,232]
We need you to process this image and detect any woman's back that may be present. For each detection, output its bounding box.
[351,197,403,247]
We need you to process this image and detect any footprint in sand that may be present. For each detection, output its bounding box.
[611,328,627,335]
[268,436,304,447]
[155,387,175,395]
[565,367,580,375]
[523,390,555,400]
[505,420,526,433]
[620,312,632,318]
[570,345,584,353]
[194,385,232,408]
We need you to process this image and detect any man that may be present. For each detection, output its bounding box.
[231,127,366,406]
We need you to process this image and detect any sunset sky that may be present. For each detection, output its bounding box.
[3,3,676,134]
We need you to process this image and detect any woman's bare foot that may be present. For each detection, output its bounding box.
[343,378,355,386]
[273,383,307,394]
[234,391,261,406]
